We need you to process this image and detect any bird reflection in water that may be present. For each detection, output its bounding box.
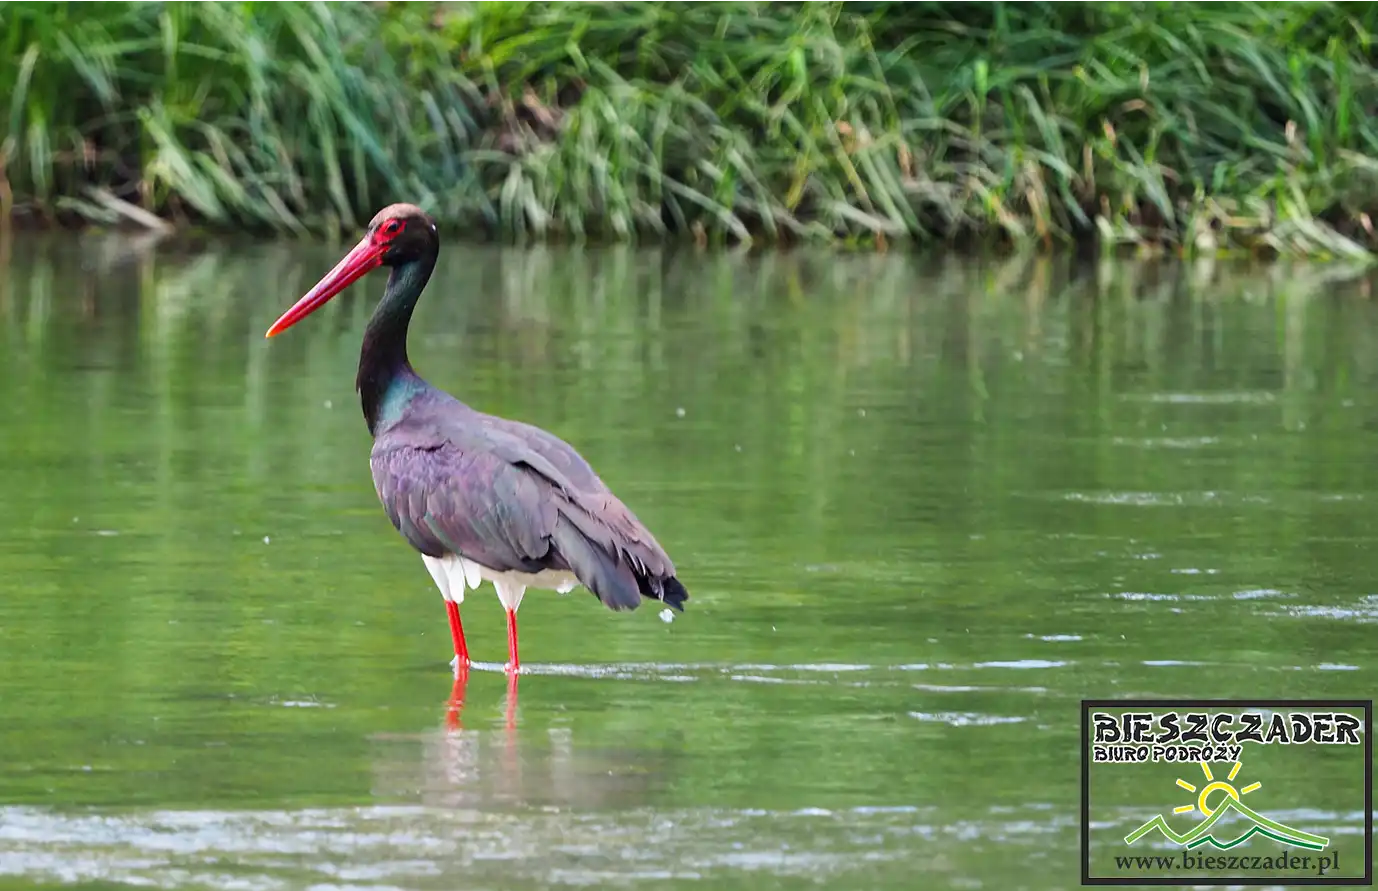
[444,664,518,733]
[372,670,676,811]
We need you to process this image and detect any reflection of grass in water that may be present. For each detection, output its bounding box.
[1,241,1377,817]
[6,4,1378,255]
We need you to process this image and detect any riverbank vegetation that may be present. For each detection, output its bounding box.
[4,2,1378,258]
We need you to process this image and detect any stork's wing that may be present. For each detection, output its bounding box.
[469,413,614,496]
[371,422,688,612]
[461,415,687,608]
[371,441,556,575]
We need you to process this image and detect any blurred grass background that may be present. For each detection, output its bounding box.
[4,1,1378,257]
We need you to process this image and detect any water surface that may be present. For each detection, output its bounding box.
[1,235,1375,888]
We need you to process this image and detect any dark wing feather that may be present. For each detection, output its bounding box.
[471,416,687,608]
[371,402,689,612]
[372,442,556,574]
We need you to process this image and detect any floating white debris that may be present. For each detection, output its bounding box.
[659,609,675,624]
[858,408,867,417]
[95,530,118,537]
[675,407,686,418]
[263,536,271,544]
[324,399,333,409]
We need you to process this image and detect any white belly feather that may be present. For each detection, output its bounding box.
[421,553,578,613]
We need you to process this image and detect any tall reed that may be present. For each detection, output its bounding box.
[4,2,1378,257]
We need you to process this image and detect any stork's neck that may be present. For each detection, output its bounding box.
[357,255,436,437]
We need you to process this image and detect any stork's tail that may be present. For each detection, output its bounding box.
[652,575,689,611]
[551,516,689,612]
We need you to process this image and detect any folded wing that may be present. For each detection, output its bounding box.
[371,411,688,612]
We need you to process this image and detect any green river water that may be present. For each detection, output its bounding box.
[0,233,1374,889]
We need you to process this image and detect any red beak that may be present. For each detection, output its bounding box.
[265,237,386,338]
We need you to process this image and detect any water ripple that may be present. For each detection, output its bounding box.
[1118,391,1278,404]
[0,804,1073,890]
[1110,436,1223,449]
[907,711,1027,727]
[1278,598,1378,623]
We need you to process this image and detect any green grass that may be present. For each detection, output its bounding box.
[5,1,1378,258]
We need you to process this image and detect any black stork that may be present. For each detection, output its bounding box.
[265,203,689,674]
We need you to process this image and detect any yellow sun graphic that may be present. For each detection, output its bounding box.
[1171,761,1262,816]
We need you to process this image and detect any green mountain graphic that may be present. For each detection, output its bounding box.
[1125,797,1328,852]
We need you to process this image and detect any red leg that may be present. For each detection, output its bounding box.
[445,600,469,669]
[505,608,520,673]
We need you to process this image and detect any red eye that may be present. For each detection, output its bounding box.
[381,219,404,238]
